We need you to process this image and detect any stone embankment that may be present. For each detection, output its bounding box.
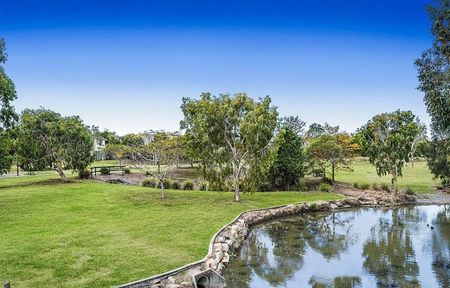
[118,187,418,288]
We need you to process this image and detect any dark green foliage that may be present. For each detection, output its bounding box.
[319,183,332,192]
[199,181,208,191]
[0,38,18,131]
[123,168,131,174]
[268,128,305,191]
[358,110,422,192]
[405,187,416,195]
[353,182,360,189]
[380,183,390,192]
[359,183,370,190]
[183,180,194,190]
[0,39,18,174]
[99,167,110,175]
[427,138,450,186]
[171,181,180,190]
[161,178,172,190]
[142,177,159,188]
[17,108,94,179]
[78,169,91,179]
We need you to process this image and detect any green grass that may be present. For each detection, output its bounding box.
[333,158,438,194]
[0,173,342,288]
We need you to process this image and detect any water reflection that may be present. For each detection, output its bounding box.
[224,205,450,288]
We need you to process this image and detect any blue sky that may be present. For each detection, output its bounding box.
[0,0,433,135]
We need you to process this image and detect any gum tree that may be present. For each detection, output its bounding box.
[415,0,450,186]
[0,38,18,174]
[181,93,278,201]
[358,110,422,192]
[17,108,93,180]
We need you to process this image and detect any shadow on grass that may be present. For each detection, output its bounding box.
[0,178,74,190]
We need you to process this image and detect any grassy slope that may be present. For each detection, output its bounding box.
[333,159,438,194]
[0,174,342,288]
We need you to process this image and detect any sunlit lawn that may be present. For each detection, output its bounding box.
[0,173,342,288]
[333,158,438,194]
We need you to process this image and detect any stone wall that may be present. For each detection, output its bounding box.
[118,192,416,288]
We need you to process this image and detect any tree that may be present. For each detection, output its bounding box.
[0,38,18,174]
[305,122,339,139]
[181,93,278,201]
[149,138,179,199]
[17,108,93,180]
[268,128,305,190]
[279,116,306,136]
[306,133,355,182]
[415,0,450,186]
[358,110,422,192]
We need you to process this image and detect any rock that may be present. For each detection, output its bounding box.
[330,203,338,210]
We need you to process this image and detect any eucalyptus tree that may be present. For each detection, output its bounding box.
[17,108,93,180]
[0,38,18,174]
[358,110,422,192]
[181,93,278,201]
[415,0,450,186]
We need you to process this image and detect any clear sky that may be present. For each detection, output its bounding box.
[0,0,434,135]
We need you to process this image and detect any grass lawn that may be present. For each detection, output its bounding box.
[333,158,438,194]
[0,173,342,288]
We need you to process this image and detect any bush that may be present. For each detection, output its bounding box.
[183,180,194,190]
[353,182,360,189]
[372,183,381,191]
[78,169,91,179]
[405,186,416,195]
[162,178,172,189]
[360,183,370,190]
[297,181,308,191]
[142,177,159,188]
[199,181,208,191]
[124,168,131,174]
[319,183,332,192]
[322,177,333,185]
[381,183,390,192]
[145,171,151,176]
[171,181,180,190]
[100,167,110,175]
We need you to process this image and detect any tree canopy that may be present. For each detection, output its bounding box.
[181,92,278,201]
[17,108,93,180]
[358,110,422,192]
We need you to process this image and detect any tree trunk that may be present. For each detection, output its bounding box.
[160,182,165,199]
[234,184,240,202]
[391,173,398,193]
[331,162,335,182]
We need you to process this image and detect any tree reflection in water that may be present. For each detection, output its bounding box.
[308,276,362,288]
[362,208,420,287]
[224,212,355,287]
[224,205,449,288]
[431,204,450,288]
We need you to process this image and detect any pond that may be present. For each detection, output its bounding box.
[224,205,449,288]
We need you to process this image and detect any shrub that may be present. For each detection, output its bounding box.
[381,183,390,192]
[78,169,91,179]
[145,171,151,176]
[322,177,333,185]
[171,181,180,190]
[124,168,131,174]
[100,167,110,175]
[297,181,308,192]
[405,186,416,195]
[142,177,159,188]
[199,181,208,191]
[360,183,370,190]
[372,183,381,191]
[353,182,360,189]
[183,180,194,190]
[319,183,332,192]
[162,178,172,189]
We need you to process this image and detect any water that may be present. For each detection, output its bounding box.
[224,205,450,288]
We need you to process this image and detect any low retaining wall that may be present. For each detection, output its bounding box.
[117,193,416,288]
